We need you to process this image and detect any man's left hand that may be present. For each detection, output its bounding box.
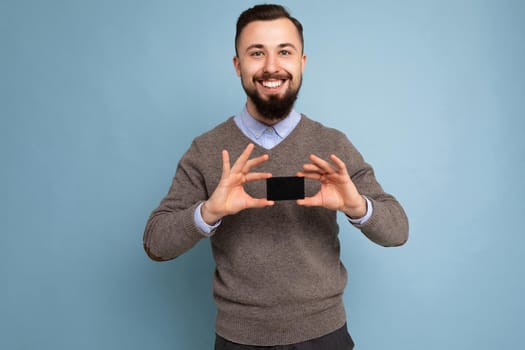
[296,154,367,219]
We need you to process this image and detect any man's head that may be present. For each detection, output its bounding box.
[235,4,304,57]
[233,4,306,124]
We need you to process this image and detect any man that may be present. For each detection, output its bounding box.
[144,4,408,349]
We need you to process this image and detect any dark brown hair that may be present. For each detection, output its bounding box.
[235,4,304,56]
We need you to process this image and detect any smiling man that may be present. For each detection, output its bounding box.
[234,16,305,123]
[144,4,408,350]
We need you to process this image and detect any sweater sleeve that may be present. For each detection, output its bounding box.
[341,135,409,247]
[143,141,211,261]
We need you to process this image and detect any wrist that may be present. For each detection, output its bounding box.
[342,195,367,219]
[201,201,223,225]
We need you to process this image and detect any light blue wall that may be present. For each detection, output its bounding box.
[3,0,524,349]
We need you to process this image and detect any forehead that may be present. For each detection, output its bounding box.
[237,18,302,50]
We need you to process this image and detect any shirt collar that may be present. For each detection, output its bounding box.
[239,106,301,140]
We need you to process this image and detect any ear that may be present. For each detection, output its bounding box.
[301,54,307,74]
[233,56,241,77]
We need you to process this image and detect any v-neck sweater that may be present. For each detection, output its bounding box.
[144,115,408,346]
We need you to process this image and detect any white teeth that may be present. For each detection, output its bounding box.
[262,80,283,88]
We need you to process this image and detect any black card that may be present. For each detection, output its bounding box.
[266,177,305,201]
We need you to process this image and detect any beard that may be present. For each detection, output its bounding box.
[241,72,302,122]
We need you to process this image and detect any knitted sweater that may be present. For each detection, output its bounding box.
[143,115,408,346]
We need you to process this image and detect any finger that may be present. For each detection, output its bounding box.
[296,194,321,207]
[302,163,324,173]
[329,154,348,174]
[309,154,336,174]
[245,197,275,208]
[296,198,309,206]
[231,143,255,173]
[221,150,231,176]
[245,172,273,183]
[243,154,269,173]
[296,171,322,181]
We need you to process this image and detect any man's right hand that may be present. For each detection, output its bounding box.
[201,143,274,225]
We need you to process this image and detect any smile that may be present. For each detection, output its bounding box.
[260,79,285,89]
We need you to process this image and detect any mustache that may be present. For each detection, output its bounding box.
[253,72,292,81]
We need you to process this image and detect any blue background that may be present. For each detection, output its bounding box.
[3,0,524,349]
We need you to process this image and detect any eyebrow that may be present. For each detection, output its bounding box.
[244,42,299,53]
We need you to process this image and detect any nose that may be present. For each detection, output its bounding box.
[263,53,279,73]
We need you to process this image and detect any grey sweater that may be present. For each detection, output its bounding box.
[144,115,408,346]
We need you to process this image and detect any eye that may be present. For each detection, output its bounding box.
[279,50,291,56]
[250,51,264,57]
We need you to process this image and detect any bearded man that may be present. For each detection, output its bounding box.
[144,4,408,350]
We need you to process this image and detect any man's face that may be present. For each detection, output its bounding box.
[234,18,306,123]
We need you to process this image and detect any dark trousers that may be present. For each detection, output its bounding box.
[215,323,354,350]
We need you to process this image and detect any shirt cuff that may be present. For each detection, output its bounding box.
[194,202,221,237]
[347,196,373,225]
